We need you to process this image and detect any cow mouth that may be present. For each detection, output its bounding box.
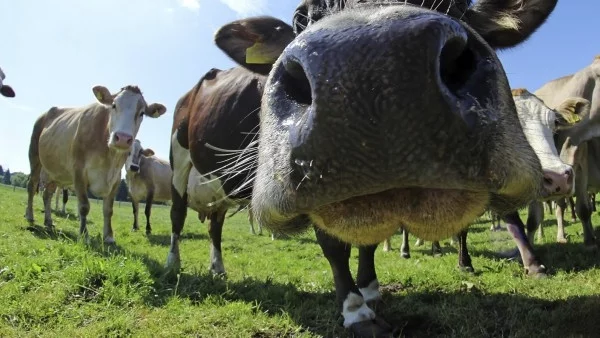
[260,186,490,246]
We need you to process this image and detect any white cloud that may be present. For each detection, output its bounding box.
[218,0,268,16]
[178,0,200,12]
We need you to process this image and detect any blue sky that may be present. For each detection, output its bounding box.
[0,1,595,174]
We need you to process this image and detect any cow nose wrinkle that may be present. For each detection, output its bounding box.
[281,58,312,106]
[439,35,477,94]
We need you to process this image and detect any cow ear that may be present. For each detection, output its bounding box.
[554,98,589,129]
[466,0,558,49]
[556,97,590,119]
[145,103,167,118]
[142,148,155,157]
[0,85,15,98]
[215,16,295,75]
[92,85,114,105]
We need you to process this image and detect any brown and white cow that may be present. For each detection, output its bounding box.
[0,66,15,98]
[527,56,600,248]
[167,66,263,276]
[25,85,166,243]
[213,0,558,335]
[125,139,172,235]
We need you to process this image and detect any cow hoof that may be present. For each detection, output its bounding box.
[104,236,116,245]
[459,265,475,274]
[349,317,396,338]
[556,237,568,244]
[525,264,547,279]
[432,251,443,258]
[145,230,152,236]
[400,252,410,259]
[131,227,139,232]
[209,266,227,277]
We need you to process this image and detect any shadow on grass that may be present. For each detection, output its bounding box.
[145,232,209,246]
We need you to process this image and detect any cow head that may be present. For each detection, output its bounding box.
[215,0,558,245]
[125,139,155,173]
[0,67,15,98]
[511,89,584,200]
[92,85,166,151]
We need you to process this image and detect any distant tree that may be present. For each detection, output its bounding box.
[2,169,11,185]
[0,165,4,176]
[10,172,28,188]
[116,179,129,202]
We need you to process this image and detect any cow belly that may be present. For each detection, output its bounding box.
[187,173,234,214]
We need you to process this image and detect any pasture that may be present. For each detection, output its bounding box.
[0,184,599,337]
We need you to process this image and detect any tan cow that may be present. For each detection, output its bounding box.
[530,55,600,248]
[0,66,15,97]
[125,139,172,234]
[25,85,167,244]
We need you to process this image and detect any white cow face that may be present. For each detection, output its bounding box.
[125,139,155,173]
[0,67,15,98]
[513,89,584,198]
[92,85,166,151]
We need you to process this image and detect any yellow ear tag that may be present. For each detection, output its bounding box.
[152,111,161,118]
[246,42,275,64]
[564,113,581,125]
[95,92,103,101]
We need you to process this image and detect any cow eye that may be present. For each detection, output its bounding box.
[139,111,145,117]
[112,103,116,109]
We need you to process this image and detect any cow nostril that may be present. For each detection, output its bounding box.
[543,176,553,187]
[127,138,133,145]
[281,58,312,106]
[439,36,477,94]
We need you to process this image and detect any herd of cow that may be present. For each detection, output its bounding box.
[4,0,600,336]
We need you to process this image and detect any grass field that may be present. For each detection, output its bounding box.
[1,184,599,337]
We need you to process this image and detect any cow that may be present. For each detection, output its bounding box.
[525,55,600,249]
[24,85,166,244]
[167,66,264,276]
[384,89,589,272]
[125,139,173,235]
[211,1,558,336]
[0,66,15,98]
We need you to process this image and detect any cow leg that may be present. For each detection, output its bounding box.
[208,210,227,276]
[591,194,597,212]
[555,198,568,243]
[314,227,391,337]
[25,166,42,224]
[400,227,410,259]
[382,237,391,252]
[54,188,60,211]
[357,245,382,308]
[503,212,546,278]
[101,180,119,244]
[575,191,597,249]
[131,200,139,231]
[431,241,442,257]
[457,229,473,272]
[73,169,91,241]
[144,190,154,235]
[414,238,424,247]
[526,201,544,244]
[42,183,57,227]
[569,196,577,222]
[248,208,256,235]
[62,189,68,214]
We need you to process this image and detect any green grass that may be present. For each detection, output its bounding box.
[0,184,599,337]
